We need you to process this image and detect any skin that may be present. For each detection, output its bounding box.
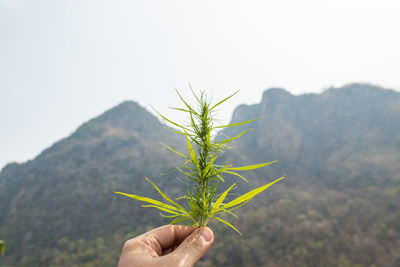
[118,225,214,267]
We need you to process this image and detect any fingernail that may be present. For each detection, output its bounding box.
[199,227,213,242]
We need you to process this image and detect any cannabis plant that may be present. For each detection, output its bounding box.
[115,89,284,235]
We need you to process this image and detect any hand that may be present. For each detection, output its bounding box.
[118,225,214,267]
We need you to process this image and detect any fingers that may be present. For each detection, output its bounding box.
[166,227,214,267]
[119,226,214,267]
[141,225,196,256]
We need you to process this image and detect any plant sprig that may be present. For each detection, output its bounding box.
[115,88,285,235]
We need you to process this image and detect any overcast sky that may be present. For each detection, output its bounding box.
[1,0,400,169]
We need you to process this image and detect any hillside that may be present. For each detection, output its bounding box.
[223,83,400,188]
[0,101,183,266]
[1,84,400,266]
[204,83,400,266]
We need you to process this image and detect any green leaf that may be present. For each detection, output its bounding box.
[210,181,220,201]
[216,207,239,219]
[216,129,253,145]
[145,178,193,218]
[141,205,185,216]
[114,192,179,212]
[210,90,240,111]
[215,117,262,129]
[169,107,190,113]
[210,183,236,215]
[169,217,192,225]
[151,106,191,132]
[176,166,197,182]
[222,170,248,182]
[165,127,185,135]
[203,154,218,176]
[214,216,242,236]
[179,165,197,175]
[216,174,225,183]
[175,88,198,116]
[219,176,285,211]
[161,142,188,159]
[160,214,181,218]
[225,199,251,213]
[185,132,200,173]
[188,83,201,103]
[228,160,277,171]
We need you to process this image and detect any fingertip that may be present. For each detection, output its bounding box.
[167,226,214,266]
[199,227,214,242]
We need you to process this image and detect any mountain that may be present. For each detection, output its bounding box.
[203,83,400,266]
[1,84,400,267]
[0,101,183,266]
[223,83,400,188]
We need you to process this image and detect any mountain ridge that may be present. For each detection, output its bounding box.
[224,83,400,188]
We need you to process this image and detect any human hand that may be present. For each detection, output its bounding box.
[118,225,214,267]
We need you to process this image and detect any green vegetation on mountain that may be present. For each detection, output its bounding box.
[224,84,400,189]
[1,83,400,266]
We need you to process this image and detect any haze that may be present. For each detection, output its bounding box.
[1,0,399,169]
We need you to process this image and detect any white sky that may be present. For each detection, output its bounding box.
[1,0,400,169]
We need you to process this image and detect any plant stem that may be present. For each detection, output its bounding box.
[196,97,212,227]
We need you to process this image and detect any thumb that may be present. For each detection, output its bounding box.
[168,227,214,267]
